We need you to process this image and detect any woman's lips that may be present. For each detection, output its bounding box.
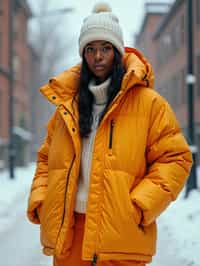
[94,64,105,70]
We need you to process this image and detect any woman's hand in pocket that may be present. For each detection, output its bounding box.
[132,203,143,225]
[36,205,42,221]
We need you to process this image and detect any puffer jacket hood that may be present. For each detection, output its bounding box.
[40,47,155,106]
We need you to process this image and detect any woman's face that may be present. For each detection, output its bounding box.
[84,40,115,83]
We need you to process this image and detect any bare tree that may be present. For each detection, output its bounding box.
[29,0,72,83]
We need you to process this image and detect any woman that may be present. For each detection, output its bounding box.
[27,3,192,266]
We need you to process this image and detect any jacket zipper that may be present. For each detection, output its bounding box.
[91,253,98,266]
[109,120,114,149]
[91,122,114,263]
[57,154,76,237]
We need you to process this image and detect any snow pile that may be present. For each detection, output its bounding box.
[154,189,200,265]
[0,163,35,234]
[151,167,200,266]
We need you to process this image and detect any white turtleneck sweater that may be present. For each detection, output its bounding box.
[75,77,111,213]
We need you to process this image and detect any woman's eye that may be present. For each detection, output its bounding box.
[102,46,111,52]
[86,47,94,53]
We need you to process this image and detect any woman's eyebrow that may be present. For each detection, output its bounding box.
[101,41,111,45]
[85,41,111,48]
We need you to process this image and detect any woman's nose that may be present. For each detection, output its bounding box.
[94,49,103,61]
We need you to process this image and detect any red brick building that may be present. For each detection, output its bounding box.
[135,0,200,162]
[0,0,32,168]
[0,1,10,160]
[135,2,172,80]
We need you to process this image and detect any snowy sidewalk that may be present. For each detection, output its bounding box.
[150,189,200,266]
[0,164,199,265]
[0,163,35,234]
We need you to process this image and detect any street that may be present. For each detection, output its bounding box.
[0,197,52,266]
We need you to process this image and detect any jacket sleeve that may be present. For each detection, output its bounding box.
[27,111,57,224]
[130,94,193,226]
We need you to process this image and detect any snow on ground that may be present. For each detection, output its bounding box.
[151,188,200,266]
[0,164,200,265]
[0,163,35,234]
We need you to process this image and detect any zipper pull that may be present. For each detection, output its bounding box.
[109,119,114,150]
[91,253,98,266]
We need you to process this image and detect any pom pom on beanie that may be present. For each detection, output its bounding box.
[92,2,112,13]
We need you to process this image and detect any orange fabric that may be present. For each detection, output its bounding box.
[54,213,146,266]
[27,47,192,262]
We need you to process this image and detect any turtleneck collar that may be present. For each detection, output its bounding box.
[88,77,111,105]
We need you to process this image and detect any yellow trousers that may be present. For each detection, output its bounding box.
[54,213,146,266]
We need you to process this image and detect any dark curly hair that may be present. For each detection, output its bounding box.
[78,47,125,138]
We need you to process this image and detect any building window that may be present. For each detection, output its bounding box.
[173,74,180,109]
[157,42,163,67]
[13,15,20,40]
[157,33,171,68]
[13,53,20,80]
[165,81,172,104]
[172,19,183,52]
[167,72,184,111]
[165,78,173,108]
[196,131,200,164]
[0,2,2,15]
[166,17,184,56]
[0,31,2,64]
[196,55,200,97]
[0,90,2,133]
[174,24,180,51]
[196,0,200,25]
[181,15,185,44]
[181,68,186,103]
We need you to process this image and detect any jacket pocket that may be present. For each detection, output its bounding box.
[130,201,142,226]
[39,169,69,249]
[36,205,42,221]
[99,169,156,256]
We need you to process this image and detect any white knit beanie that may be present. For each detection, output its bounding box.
[79,2,124,57]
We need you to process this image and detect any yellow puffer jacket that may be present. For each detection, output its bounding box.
[27,47,192,263]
